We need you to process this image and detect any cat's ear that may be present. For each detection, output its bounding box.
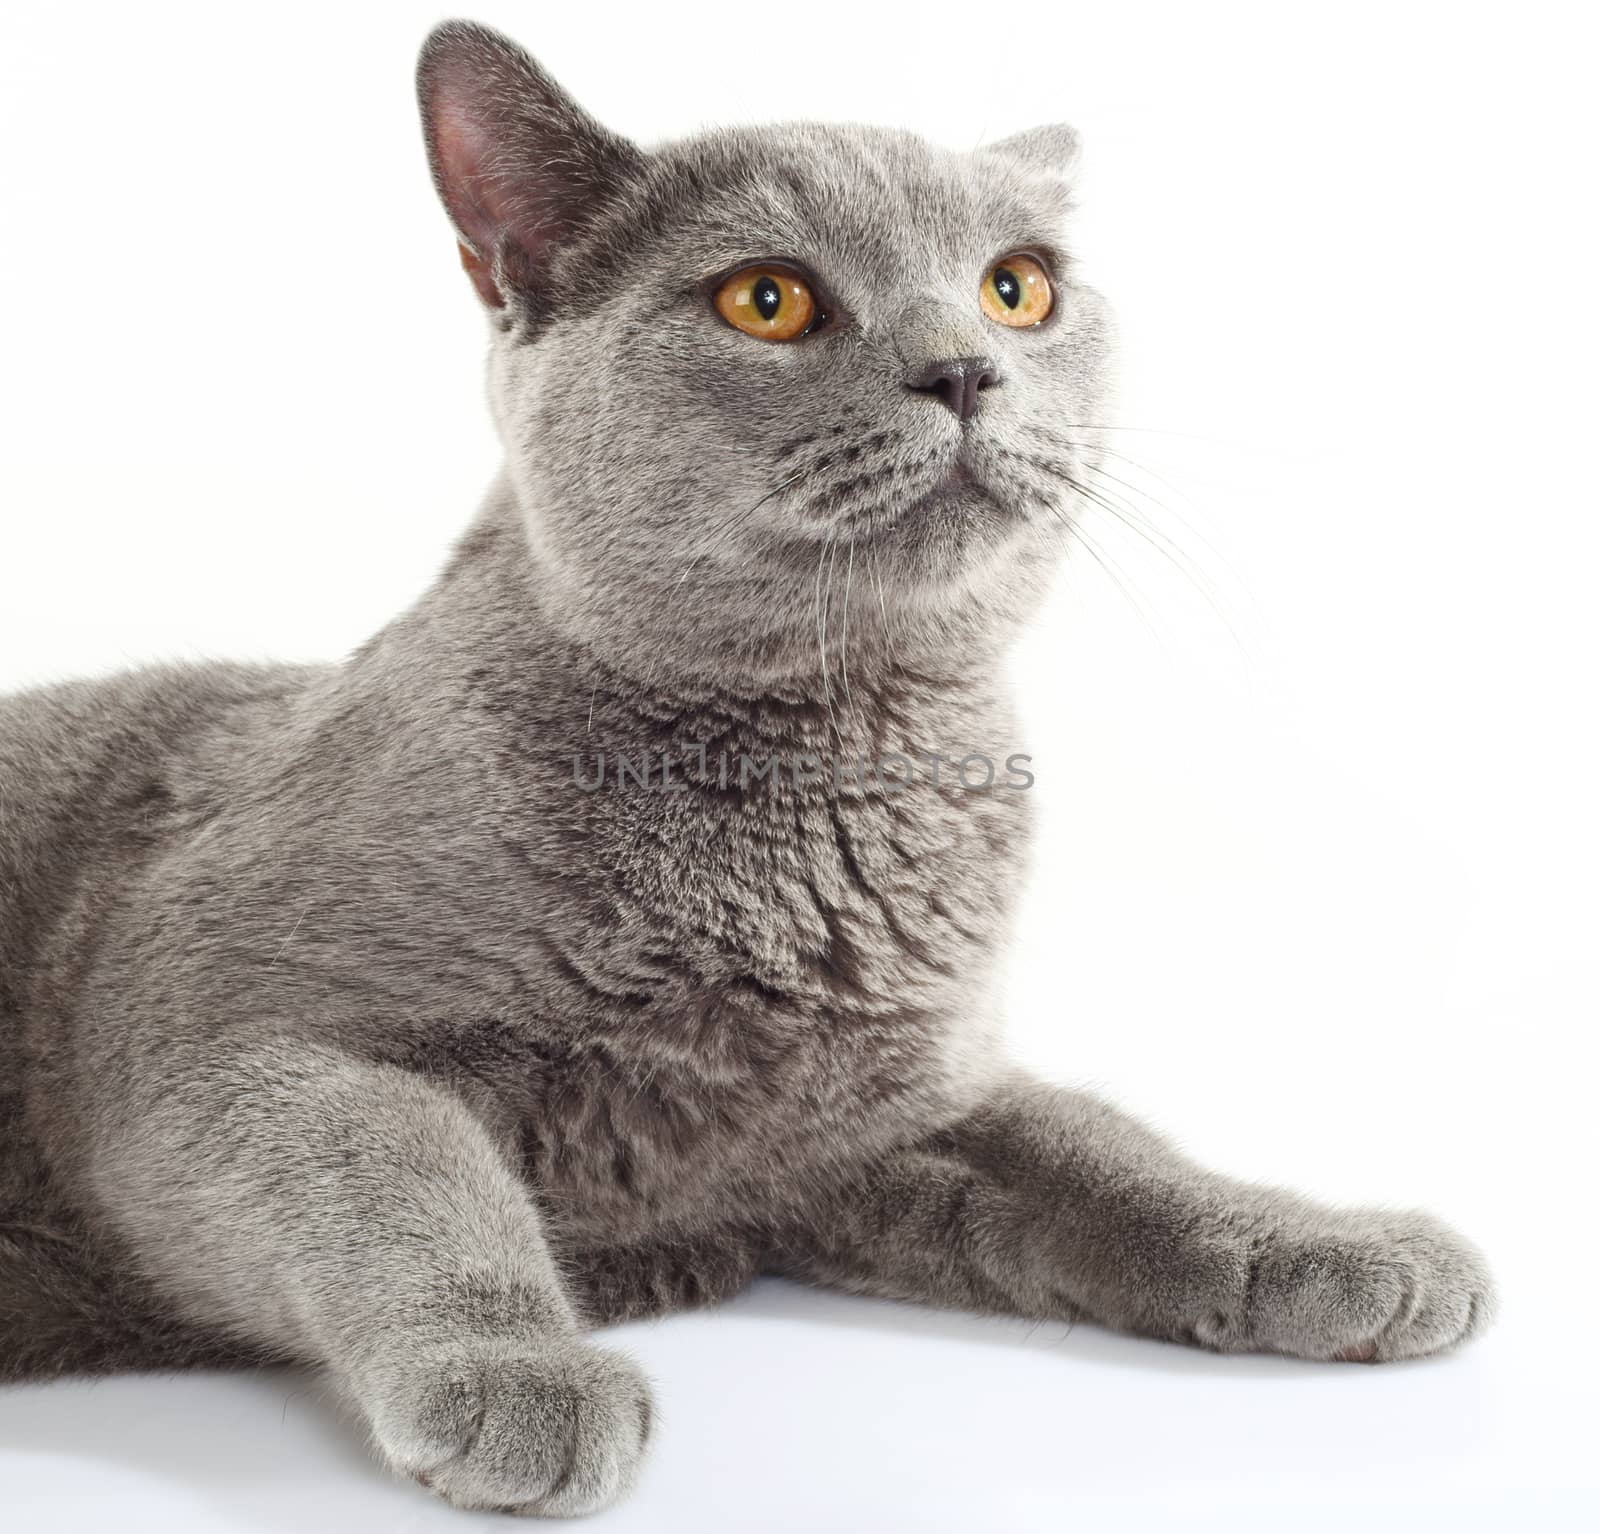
[980,124,1082,182]
[417,21,645,309]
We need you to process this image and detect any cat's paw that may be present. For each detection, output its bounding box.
[361,1335,652,1516]
[1205,1207,1496,1363]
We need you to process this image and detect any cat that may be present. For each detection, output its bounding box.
[0,18,1494,1518]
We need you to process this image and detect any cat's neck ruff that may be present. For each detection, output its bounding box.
[341,486,1028,812]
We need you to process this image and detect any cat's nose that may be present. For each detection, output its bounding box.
[905,357,1001,423]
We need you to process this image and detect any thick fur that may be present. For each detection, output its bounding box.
[0,19,1493,1518]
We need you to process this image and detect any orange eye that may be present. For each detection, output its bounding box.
[980,253,1053,327]
[714,266,817,342]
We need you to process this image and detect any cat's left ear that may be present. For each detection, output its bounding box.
[417,21,646,309]
[980,124,1082,181]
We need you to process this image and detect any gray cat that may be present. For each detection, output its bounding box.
[0,19,1493,1518]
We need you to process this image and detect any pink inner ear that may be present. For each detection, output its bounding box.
[457,241,504,309]
[427,83,556,305]
[427,83,524,306]
[419,27,645,308]
[430,94,505,256]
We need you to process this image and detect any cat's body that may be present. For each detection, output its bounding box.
[3,493,1018,1340]
[0,21,1493,1518]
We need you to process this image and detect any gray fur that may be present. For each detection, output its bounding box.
[0,19,1493,1518]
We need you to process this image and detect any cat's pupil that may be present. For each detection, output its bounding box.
[993,268,1021,309]
[753,276,782,321]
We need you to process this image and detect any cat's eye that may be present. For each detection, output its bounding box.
[980,254,1053,328]
[713,266,818,342]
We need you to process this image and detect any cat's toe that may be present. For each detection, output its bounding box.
[364,1336,652,1516]
[1249,1208,1495,1363]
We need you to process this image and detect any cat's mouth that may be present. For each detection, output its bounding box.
[940,461,976,490]
[784,432,1040,549]
[910,455,1008,518]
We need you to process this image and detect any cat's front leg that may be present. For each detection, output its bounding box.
[776,1076,1495,1361]
[92,1039,650,1515]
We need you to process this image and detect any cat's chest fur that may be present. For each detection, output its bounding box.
[456,662,1032,1234]
[57,544,1034,1244]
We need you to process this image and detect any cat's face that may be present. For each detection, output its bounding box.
[421,23,1114,684]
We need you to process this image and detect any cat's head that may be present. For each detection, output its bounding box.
[419,21,1114,686]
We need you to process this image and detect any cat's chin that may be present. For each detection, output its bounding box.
[888,472,1041,558]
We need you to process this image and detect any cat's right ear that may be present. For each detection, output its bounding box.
[417,21,645,309]
[980,124,1083,182]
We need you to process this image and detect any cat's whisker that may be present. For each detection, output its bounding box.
[1013,438,1233,643]
[1032,431,1252,646]
[1062,479,1187,620]
[868,543,891,628]
[839,539,857,720]
[823,532,845,739]
[1047,498,1167,646]
[869,551,889,626]
[1073,451,1244,592]
[1061,439,1197,518]
[1072,469,1218,593]
[865,541,902,673]
[1052,421,1222,441]
[812,528,840,739]
[674,469,808,592]
[1065,469,1245,652]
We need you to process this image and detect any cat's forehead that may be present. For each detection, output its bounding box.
[643,122,1062,304]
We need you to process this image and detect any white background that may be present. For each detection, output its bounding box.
[2,1,1597,1529]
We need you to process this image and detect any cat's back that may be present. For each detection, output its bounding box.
[0,660,322,1011]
